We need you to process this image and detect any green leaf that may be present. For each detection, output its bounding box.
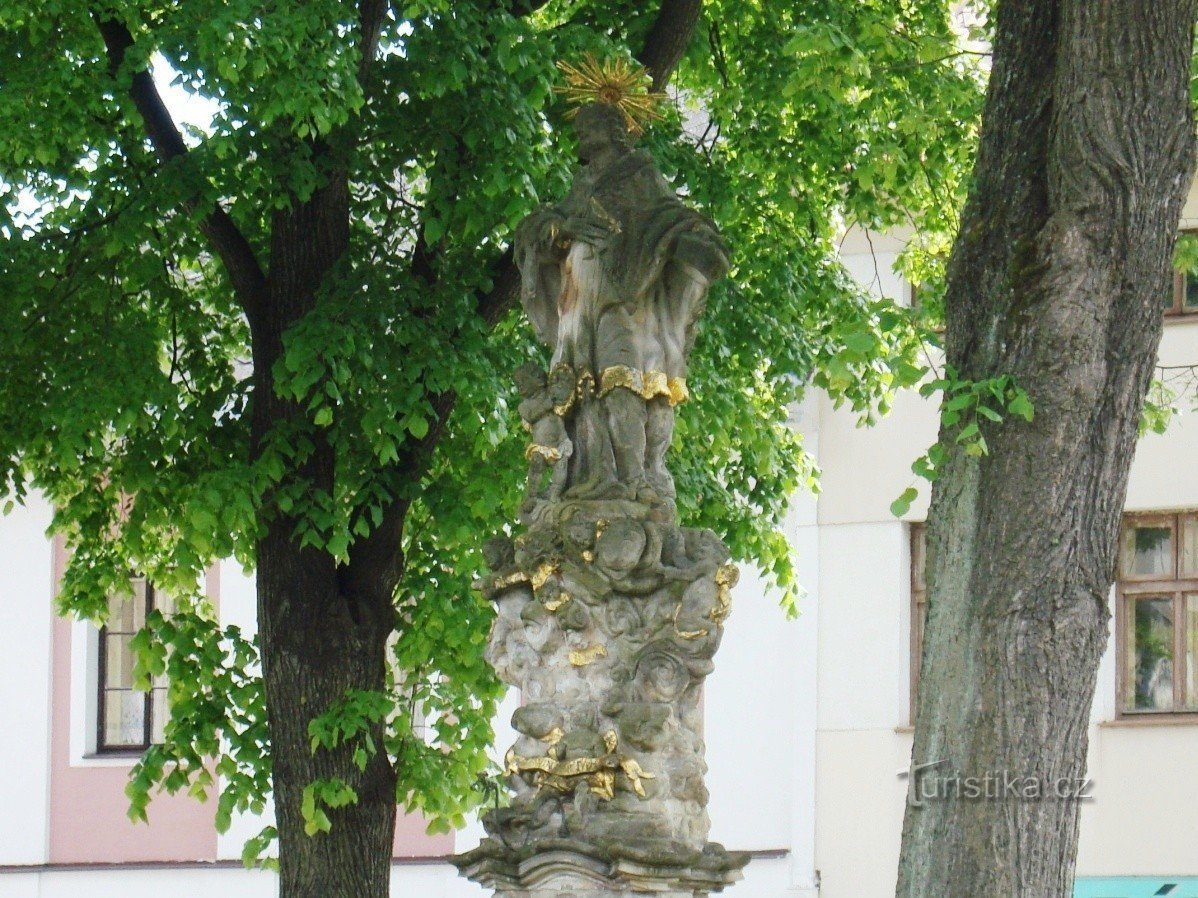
[407,415,430,440]
[1007,392,1034,421]
[891,486,919,518]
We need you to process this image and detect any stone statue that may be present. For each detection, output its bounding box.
[516,362,575,511]
[514,102,728,505]
[453,60,747,898]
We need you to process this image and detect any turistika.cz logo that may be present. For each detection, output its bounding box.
[899,759,1095,808]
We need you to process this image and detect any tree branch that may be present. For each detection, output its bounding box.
[92,15,268,321]
[508,0,553,16]
[341,388,457,597]
[475,248,522,326]
[638,0,704,91]
[357,0,389,79]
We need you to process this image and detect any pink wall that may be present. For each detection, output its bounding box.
[395,811,453,858]
[47,544,451,862]
[48,615,219,862]
[48,541,218,862]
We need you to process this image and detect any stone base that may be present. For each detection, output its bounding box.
[453,838,749,896]
[495,890,697,898]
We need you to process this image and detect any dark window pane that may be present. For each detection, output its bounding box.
[1186,274,1198,310]
[1129,597,1175,711]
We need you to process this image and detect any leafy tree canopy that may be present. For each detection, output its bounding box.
[0,0,983,853]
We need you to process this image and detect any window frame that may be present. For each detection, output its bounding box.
[909,521,927,725]
[1116,511,1198,719]
[95,578,162,754]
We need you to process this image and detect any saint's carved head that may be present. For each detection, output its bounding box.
[574,103,632,165]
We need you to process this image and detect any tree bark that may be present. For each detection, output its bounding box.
[897,2,1196,896]
[251,175,399,897]
[257,535,397,897]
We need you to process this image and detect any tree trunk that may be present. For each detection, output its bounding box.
[252,177,399,897]
[897,2,1197,896]
[257,535,397,897]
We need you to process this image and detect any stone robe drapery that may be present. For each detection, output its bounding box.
[515,148,728,404]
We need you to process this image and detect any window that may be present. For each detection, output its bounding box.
[97,577,171,752]
[1118,513,1198,715]
[910,522,927,721]
[1164,231,1198,316]
[1162,269,1198,316]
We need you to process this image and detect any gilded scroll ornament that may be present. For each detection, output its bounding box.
[588,769,617,800]
[672,604,709,641]
[710,562,739,624]
[550,363,579,416]
[619,757,656,798]
[531,561,560,592]
[568,643,608,667]
[503,731,653,802]
[491,569,530,591]
[543,592,571,612]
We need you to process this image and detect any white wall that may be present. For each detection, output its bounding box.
[0,863,454,898]
[0,494,55,865]
[0,856,807,898]
[706,563,799,853]
[215,561,274,862]
[815,522,909,733]
[809,218,1198,897]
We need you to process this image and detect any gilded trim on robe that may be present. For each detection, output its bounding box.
[524,443,563,463]
[667,376,689,406]
[550,363,578,416]
[595,365,689,406]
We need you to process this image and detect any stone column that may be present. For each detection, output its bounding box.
[454,496,748,896]
[453,97,747,896]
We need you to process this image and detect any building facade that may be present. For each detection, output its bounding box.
[4,205,1198,897]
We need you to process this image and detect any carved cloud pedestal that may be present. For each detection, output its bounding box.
[453,499,748,896]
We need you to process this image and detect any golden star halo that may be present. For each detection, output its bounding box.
[554,54,666,134]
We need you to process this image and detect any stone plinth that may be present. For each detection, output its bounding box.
[457,839,747,897]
